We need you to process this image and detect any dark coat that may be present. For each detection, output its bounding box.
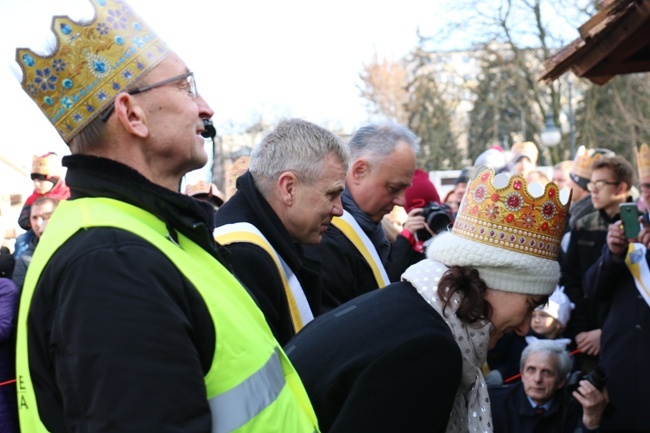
[303,221,378,314]
[0,278,19,433]
[562,209,616,339]
[303,210,416,315]
[583,246,650,432]
[286,281,462,433]
[27,155,227,433]
[214,171,322,345]
[489,381,591,433]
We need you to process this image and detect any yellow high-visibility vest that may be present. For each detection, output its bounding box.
[16,197,318,433]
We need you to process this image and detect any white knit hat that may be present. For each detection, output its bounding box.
[536,286,574,327]
[427,232,560,295]
[425,168,571,296]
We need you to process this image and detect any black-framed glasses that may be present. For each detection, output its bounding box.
[100,71,196,122]
[586,179,620,192]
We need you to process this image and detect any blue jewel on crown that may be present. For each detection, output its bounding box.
[60,23,72,35]
[44,96,53,106]
[94,60,107,74]
[22,54,35,68]
[115,35,125,45]
[61,96,73,110]
[62,78,73,89]
[112,82,120,90]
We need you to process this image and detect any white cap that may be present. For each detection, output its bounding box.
[536,286,574,328]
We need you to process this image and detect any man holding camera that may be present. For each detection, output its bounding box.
[489,339,608,433]
[386,168,453,280]
[579,143,650,433]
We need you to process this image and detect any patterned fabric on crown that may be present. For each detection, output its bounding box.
[16,0,171,143]
[452,168,570,261]
[636,143,650,179]
[31,152,62,178]
[571,145,604,180]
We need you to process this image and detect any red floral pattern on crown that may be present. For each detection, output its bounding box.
[452,168,571,260]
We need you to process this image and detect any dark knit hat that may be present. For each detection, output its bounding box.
[404,169,441,212]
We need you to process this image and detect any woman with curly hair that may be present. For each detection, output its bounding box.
[285,168,570,433]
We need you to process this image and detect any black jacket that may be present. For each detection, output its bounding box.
[583,246,650,432]
[285,281,462,433]
[489,381,593,433]
[214,171,322,345]
[303,206,414,315]
[27,155,227,433]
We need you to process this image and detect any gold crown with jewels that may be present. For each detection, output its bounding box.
[452,168,571,260]
[571,146,603,180]
[636,143,650,179]
[16,0,171,143]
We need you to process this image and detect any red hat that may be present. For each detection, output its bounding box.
[404,169,441,212]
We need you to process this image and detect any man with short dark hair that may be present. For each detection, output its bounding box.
[214,118,350,344]
[489,339,608,433]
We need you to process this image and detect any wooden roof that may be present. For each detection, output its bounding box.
[540,0,650,85]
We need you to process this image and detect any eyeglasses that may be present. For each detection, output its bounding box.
[100,71,196,122]
[586,180,620,192]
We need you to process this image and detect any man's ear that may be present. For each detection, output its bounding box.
[617,181,629,196]
[113,93,149,138]
[350,159,369,184]
[557,376,568,389]
[277,171,297,205]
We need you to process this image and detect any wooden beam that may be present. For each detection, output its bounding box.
[586,60,650,76]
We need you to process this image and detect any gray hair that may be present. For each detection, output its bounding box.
[249,118,351,196]
[520,339,573,385]
[348,123,420,164]
[69,114,106,154]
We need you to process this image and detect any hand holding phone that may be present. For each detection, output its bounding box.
[619,203,640,239]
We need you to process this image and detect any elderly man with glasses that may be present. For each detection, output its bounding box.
[561,155,635,376]
[13,1,318,432]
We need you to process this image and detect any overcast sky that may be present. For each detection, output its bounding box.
[0,0,449,168]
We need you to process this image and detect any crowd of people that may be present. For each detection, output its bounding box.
[0,0,648,432]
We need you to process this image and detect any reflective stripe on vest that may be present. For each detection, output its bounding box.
[214,222,314,332]
[16,198,318,433]
[331,211,390,288]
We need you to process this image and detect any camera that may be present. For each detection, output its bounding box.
[416,202,454,241]
[567,367,608,394]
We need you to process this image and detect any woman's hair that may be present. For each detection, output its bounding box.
[437,265,492,324]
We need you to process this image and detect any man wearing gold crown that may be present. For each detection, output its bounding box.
[286,168,571,433]
[13,1,318,432]
[580,143,650,433]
